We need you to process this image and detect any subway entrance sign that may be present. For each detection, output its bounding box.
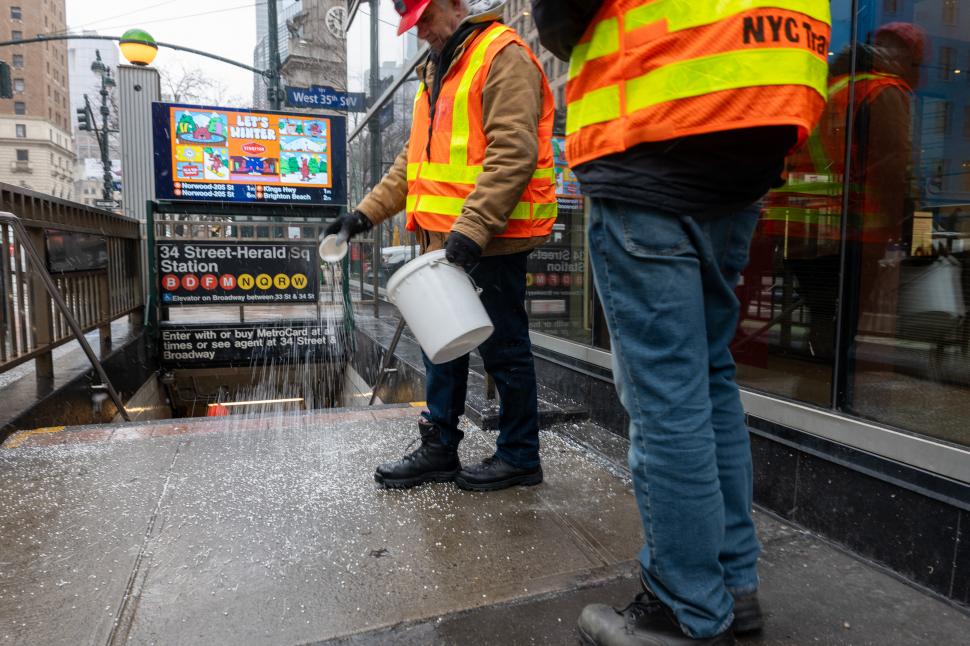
[157,240,318,306]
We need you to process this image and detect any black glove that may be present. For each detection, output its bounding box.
[324,210,373,240]
[445,231,482,271]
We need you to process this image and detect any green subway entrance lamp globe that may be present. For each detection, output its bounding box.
[119,29,158,66]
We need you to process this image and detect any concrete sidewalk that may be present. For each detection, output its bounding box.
[1,406,967,645]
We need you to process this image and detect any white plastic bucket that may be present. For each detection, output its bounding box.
[386,249,494,364]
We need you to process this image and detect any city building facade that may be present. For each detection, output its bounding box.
[279,0,348,96]
[345,0,970,606]
[252,0,302,109]
[0,0,75,198]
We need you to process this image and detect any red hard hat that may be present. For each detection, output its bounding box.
[393,0,433,35]
[875,22,927,64]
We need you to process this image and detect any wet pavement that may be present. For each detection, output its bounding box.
[1,406,968,645]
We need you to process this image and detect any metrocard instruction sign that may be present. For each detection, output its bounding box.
[158,241,318,305]
[160,321,341,367]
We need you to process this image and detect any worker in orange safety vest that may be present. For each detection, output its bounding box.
[326,0,557,492]
[533,1,831,643]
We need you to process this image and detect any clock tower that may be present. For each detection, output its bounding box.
[278,0,348,113]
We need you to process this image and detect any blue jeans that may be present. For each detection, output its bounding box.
[587,198,761,638]
[423,251,540,469]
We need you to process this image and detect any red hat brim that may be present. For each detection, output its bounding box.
[397,0,433,35]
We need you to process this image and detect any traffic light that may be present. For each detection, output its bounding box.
[0,61,12,99]
[76,106,91,131]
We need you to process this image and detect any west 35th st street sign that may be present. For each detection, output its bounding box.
[285,85,366,112]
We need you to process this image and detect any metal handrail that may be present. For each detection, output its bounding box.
[369,317,406,406]
[0,212,130,422]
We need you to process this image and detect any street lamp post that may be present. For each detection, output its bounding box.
[266,0,283,110]
[85,50,117,203]
[0,32,278,85]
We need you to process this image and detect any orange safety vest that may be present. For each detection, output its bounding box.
[405,23,557,238]
[760,72,912,255]
[565,0,832,167]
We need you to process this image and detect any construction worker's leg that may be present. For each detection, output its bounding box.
[422,350,469,448]
[587,197,732,638]
[472,251,540,468]
[696,207,762,598]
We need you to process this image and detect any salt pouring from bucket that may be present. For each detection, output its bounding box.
[319,230,349,263]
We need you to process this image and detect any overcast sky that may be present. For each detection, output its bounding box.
[66,0,259,103]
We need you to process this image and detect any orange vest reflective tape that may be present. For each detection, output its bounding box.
[405,23,557,239]
[565,0,832,167]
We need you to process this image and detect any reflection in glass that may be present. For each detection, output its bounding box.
[734,1,855,405]
[847,9,970,446]
[738,2,970,447]
[526,135,592,345]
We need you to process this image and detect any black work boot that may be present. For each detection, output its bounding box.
[577,593,735,646]
[729,591,763,635]
[454,455,542,491]
[374,417,460,489]
[638,572,762,636]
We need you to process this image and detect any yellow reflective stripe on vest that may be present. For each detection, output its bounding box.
[409,162,479,183]
[448,25,509,165]
[806,130,830,173]
[569,2,831,81]
[567,49,827,135]
[827,72,895,97]
[626,0,830,34]
[406,195,418,212]
[413,195,465,216]
[762,206,839,224]
[532,202,557,220]
[566,85,621,135]
[772,179,841,196]
[408,163,551,184]
[506,202,557,220]
[409,195,554,221]
[568,18,619,80]
[626,48,828,113]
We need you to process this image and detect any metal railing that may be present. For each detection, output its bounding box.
[0,184,143,391]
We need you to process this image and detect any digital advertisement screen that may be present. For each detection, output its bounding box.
[152,102,346,206]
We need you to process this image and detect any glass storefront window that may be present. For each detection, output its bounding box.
[842,3,970,446]
[526,138,594,345]
[735,0,970,449]
[734,0,855,407]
